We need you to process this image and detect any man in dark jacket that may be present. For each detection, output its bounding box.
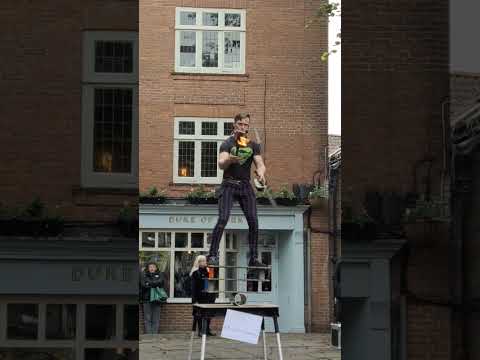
[140,262,165,334]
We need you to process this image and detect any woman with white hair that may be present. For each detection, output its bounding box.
[190,255,216,337]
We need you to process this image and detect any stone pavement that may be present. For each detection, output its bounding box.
[140,333,341,360]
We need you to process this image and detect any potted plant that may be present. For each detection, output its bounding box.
[273,185,299,206]
[403,198,449,248]
[308,184,329,210]
[117,202,138,238]
[342,205,377,242]
[139,186,166,204]
[256,188,274,205]
[186,185,218,204]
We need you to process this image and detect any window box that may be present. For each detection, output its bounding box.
[274,198,299,206]
[139,196,166,205]
[187,197,218,205]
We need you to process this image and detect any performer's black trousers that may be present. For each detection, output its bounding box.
[209,180,258,260]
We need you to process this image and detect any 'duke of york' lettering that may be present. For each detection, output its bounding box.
[72,266,133,282]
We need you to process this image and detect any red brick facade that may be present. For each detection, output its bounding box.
[342,0,451,358]
[0,1,138,221]
[140,0,330,333]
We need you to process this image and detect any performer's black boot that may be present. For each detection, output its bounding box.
[248,257,267,268]
[206,254,219,266]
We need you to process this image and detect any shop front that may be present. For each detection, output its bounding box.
[139,204,308,333]
[0,238,138,360]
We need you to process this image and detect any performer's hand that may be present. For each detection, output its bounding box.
[229,154,241,163]
[255,170,266,184]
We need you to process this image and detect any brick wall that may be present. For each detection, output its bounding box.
[140,0,328,195]
[140,0,330,333]
[342,0,451,358]
[0,1,138,221]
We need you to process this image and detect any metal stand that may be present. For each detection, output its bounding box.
[200,318,207,360]
[188,317,196,360]
[273,315,284,360]
[262,319,268,360]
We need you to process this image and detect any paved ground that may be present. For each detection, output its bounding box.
[140,333,341,360]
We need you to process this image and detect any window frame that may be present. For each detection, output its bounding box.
[173,117,233,184]
[81,30,139,189]
[174,7,246,74]
[82,31,138,84]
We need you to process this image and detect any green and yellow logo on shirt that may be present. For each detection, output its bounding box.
[231,146,253,165]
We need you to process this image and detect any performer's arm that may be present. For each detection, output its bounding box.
[218,151,240,170]
[253,155,266,183]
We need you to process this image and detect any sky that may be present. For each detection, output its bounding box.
[328,0,341,135]
[450,1,480,73]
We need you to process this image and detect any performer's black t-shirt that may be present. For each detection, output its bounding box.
[219,136,261,181]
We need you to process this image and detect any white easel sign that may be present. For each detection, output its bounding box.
[221,309,263,345]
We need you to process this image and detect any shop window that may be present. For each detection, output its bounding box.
[139,231,243,301]
[7,303,39,340]
[124,305,139,340]
[46,304,76,340]
[175,8,246,74]
[84,348,138,360]
[85,305,116,340]
[141,232,155,248]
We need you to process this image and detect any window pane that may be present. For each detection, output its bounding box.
[202,12,218,26]
[224,122,234,136]
[180,31,196,67]
[85,305,115,340]
[226,252,238,299]
[124,305,139,340]
[174,251,202,297]
[84,349,139,360]
[179,121,195,135]
[224,32,241,69]
[46,304,76,340]
[7,304,38,339]
[202,31,218,67]
[178,141,195,177]
[201,122,217,135]
[225,13,241,27]
[180,11,196,25]
[158,232,172,247]
[175,233,188,248]
[191,233,204,248]
[0,349,74,360]
[95,40,133,73]
[93,88,132,173]
[261,252,272,292]
[141,232,155,248]
[201,142,218,177]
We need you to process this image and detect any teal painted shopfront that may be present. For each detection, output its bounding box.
[139,204,308,333]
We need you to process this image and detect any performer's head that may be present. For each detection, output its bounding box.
[233,112,250,136]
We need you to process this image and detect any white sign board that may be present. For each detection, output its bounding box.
[221,309,263,345]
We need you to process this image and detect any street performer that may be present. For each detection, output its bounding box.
[207,113,267,268]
